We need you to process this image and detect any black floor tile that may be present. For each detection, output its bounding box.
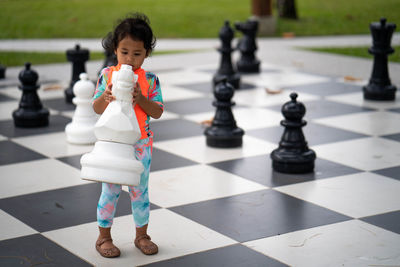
[286,81,362,96]
[360,210,400,234]
[151,118,203,141]
[170,189,351,242]
[176,81,256,94]
[0,234,93,267]
[140,244,288,267]
[151,147,198,172]
[42,97,76,112]
[0,92,17,102]
[0,115,71,138]
[0,183,135,232]
[0,140,46,166]
[247,122,368,146]
[164,97,214,115]
[372,166,400,181]
[381,133,400,143]
[209,154,362,187]
[57,154,82,170]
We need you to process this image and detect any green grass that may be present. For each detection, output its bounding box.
[0,0,398,39]
[304,46,400,63]
[0,50,200,67]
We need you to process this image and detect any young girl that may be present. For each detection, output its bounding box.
[92,13,163,258]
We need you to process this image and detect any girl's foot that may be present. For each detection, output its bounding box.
[134,234,158,255]
[96,226,120,258]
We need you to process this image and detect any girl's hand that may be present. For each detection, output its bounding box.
[103,83,115,103]
[132,82,144,105]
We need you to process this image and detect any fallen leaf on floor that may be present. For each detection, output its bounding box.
[292,60,304,68]
[200,118,213,126]
[266,88,283,94]
[43,84,63,91]
[343,75,362,82]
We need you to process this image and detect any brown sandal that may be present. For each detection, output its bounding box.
[96,237,121,258]
[134,234,158,255]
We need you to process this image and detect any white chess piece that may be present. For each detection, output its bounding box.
[65,73,98,144]
[80,65,144,186]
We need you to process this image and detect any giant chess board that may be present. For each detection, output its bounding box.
[0,60,400,266]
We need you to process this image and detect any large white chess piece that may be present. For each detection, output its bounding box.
[80,64,144,186]
[65,73,98,144]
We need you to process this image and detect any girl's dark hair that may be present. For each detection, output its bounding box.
[102,12,156,55]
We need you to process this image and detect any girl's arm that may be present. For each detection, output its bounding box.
[133,82,163,119]
[93,83,115,114]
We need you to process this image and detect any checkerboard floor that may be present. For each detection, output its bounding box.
[1,61,400,267]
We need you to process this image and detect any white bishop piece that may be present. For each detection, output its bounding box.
[65,73,98,144]
[80,64,144,186]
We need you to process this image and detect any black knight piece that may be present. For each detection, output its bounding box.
[12,62,49,127]
[205,78,244,148]
[235,19,260,73]
[271,93,316,173]
[213,21,241,89]
[65,44,90,103]
[363,18,397,101]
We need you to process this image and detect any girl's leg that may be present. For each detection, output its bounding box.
[96,182,122,258]
[129,136,158,255]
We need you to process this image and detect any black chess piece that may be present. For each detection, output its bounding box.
[0,64,6,79]
[235,19,261,73]
[65,44,90,103]
[12,62,49,127]
[270,93,316,173]
[205,78,244,148]
[98,49,118,76]
[363,18,397,101]
[213,21,241,89]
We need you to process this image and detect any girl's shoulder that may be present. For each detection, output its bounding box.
[144,71,158,81]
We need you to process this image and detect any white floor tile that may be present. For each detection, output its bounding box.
[326,91,400,110]
[314,111,400,136]
[0,210,37,241]
[274,172,400,218]
[0,101,19,121]
[148,165,267,208]
[153,135,276,164]
[0,134,8,141]
[158,69,212,85]
[244,220,400,267]
[43,209,237,267]
[161,85,206,102]
[313,137,400,171]
[12,132,94,158]
[0,85,65,100]
[0,159,90,198]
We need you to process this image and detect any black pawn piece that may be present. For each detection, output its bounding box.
[0,64,6,79]
[65,44,90,103]
[235,19,260,73]
[213,21,241,89]
[205,78,244,148]
[363,18,397,101]
[12,62,49,127]
[270,93,316,173]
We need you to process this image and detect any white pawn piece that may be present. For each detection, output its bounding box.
[80,64,144,186]
[65,73,98,144]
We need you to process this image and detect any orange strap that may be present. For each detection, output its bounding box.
[108,64,150,139]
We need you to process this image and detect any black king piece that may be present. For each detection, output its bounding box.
[271,93,316,174]
[65,44,89,103]
[363,18,397,101]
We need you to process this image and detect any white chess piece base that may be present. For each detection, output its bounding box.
[80,141,144,186]
[65,117,97,145]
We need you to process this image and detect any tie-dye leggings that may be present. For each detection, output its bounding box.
[97,136,153,228]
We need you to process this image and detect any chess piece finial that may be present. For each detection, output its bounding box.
[12,62,49,127]
[65,44,90,103]
[80,64,144,186]
[270,92,316,173]
[213,20,241,89]
[205,77,244,147]
[363,17,397,101]
[65,73,98,144]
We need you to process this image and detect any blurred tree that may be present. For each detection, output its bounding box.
[277,0,298,19]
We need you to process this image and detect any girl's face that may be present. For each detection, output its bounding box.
[115,35,148,71]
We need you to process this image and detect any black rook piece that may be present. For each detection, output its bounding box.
[271,93,316,173]
[205,78,244,148]
[213,21,241,89]
[235,19,260,73]
[363,18,397,101]
[65,44,90,103]
[12,63,49,127]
